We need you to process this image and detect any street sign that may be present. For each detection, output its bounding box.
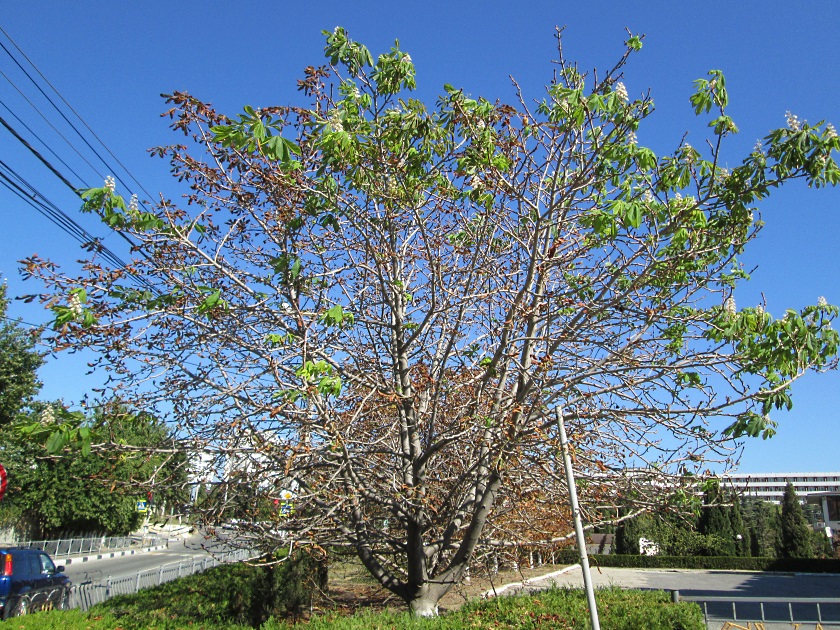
[0,464,6,501]
[136,500,148,512]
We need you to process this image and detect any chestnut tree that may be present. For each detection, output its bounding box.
[23,28,840,615]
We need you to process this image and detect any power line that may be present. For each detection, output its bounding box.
[0,314,43,329]
[0,160,160,295]
[0,26,156,202]
[0,69,105,184]
[0,160,132,270]
[0,96,89,188]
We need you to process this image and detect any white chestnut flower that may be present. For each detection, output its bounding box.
[69,293,83,318]
[615,82,629,102]
[627,131,637,145]
[724,296,736,316]
[818,296,828,307]
[786,111,801,132]
[826,123,837,140]
[104,175,116,193]
[128,194,139,213]
[328,112,344,133]
[40,406,55,425]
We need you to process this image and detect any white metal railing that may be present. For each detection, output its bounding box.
[70,549,253,611]
[674,592,840,628]
[12,534,168,558]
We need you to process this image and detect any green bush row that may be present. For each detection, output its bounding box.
[0,586,703,629]
[555,550,840,572]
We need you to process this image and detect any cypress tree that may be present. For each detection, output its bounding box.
[779,483,814,559]
[729,494,749,556]
[699,482,736,555]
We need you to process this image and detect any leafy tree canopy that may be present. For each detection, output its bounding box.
[20,27,840,614]
[4,402,186,537]
[0,284,43,425]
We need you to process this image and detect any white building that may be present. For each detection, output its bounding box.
[723,472,840,536]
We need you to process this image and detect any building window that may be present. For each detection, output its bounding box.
[827,497,840,522]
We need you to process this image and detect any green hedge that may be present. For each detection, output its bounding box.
[4,586,702,629]
[555,550,840,572]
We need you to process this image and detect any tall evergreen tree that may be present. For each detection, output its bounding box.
[699,483,736,555]
[728,493,751,556]
[779,483,814,559]
[0,284,42,425]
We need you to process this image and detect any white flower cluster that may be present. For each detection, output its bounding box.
[753,139,764,155]
[40,405,55,425]
[128,194,139,213]
[826,123,837,140]
[717,167,730,179]
[643,190,654,203]
[104,175,116,193]
[402,53,412,63]
[328,112,344,133]
[69,292,83,318]
[818,296,828,307]
[724,296,736,316]
[681,143,695,163]
[615,82,629,103]
[626,130,637,145]
[755,304,764,318]
[786,111,801,132]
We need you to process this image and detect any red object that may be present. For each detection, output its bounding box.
[3,554,11,576]
[0,464,6,501]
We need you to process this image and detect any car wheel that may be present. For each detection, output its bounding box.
[10,596,28,617]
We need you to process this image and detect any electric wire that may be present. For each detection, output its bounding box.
[0,160,159,294]
[0,96,89,188]
[0,162,131,269]
[0,27,155,202]
[0,28,162,295]
[0,172,157,294]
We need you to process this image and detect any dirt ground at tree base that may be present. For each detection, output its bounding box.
[316,561,576,617]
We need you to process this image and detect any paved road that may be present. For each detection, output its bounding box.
[63,535,231,585]
[513,566,840,629]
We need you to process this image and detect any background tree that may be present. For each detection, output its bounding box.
[0,284,42,426]
[744,498,781,557]
[778,482,814,559]
[6,403,187,538]
[728,493,750,557]
[698,482,735,555]
[22,28,840,615]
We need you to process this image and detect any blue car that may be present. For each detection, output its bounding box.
[0,548,71,618]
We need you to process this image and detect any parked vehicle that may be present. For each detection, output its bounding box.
[0,548,71,618]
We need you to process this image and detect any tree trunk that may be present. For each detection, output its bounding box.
[408,591,441,617]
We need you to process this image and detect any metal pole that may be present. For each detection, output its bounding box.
[556,407,600,630]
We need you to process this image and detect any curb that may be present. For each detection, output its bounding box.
[57,543,169,566]
[481,563,582,599]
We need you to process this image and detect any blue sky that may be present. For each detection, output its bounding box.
[0,1,838,473]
